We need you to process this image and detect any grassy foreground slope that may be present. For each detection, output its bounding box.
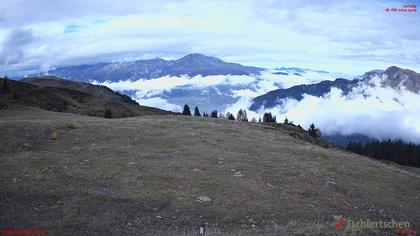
[0,108,419,235]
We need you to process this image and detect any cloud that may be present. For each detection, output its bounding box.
[0,28,34,65]
[92,69,360,115]
[94,74,258,97]
[248,81,420,143]
[1,0,419,75]
[135,96,182,112]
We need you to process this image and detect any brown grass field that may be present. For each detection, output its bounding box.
[1,107,419,235]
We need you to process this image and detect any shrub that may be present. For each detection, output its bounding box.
[104,108,113,118]
[2,76,12,90]
[50,130,60,142]
[66,121,76,129]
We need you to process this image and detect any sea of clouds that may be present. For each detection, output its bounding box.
[95,70,420,143]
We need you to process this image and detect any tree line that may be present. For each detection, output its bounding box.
[346,140,420,167]
[182,104,320,138]
[182,104,269,122]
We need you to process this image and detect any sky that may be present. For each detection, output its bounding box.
[0,0,419,76]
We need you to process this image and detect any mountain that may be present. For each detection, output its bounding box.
[0,76,174,117]
[379,66,420,93]
[250,66,420,111]
[41,54,264,82]
[250,78,358,110]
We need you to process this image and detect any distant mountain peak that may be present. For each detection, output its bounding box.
[175,53,225,66]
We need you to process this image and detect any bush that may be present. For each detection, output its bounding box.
[2,76,12,90]
[66,121,76,129]
[50,130,60,142]
[104,108,113,119]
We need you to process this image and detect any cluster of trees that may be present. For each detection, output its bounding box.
[182,105,255,122]
[181,104,320,137]
[182,105,307,126]
[262,112,276,123]
[346,140,420,167]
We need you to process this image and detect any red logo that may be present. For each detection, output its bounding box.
[335,217,345,229]
[1,229,48,235]
[395,228,417,235]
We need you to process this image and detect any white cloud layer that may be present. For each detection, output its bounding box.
[244,80,420,143]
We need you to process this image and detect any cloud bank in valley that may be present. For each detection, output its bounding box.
[247,77,420,143]
[93,69,347,113]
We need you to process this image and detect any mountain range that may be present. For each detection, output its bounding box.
[41,54,264,82]
[10,54,420,145]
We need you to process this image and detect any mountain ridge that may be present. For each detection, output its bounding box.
[1,76,174,117]
[250,66,420,111]
[40,54,264,82]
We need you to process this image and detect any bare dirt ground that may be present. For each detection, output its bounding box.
[1,107,419,235]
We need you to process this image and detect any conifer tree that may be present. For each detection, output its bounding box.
[194,106,201,116]
[182,104,192,116]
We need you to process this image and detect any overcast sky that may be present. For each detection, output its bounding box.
[1,0,419,76]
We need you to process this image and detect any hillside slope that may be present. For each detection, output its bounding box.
[0,77,174,117]
[0,108,419,235]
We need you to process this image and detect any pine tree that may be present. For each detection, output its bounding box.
[308,123,318,137]
[242,110,248,122]
[194,106,201,116]
[284,117,289,124]
[236,109,243,121]
[182,104,192,116]
[210,110,218,118]
[227,113,235,120]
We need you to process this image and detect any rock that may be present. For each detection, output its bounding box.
[196,196,212,203]
[266,183,276,189]
[233,171,243,177]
